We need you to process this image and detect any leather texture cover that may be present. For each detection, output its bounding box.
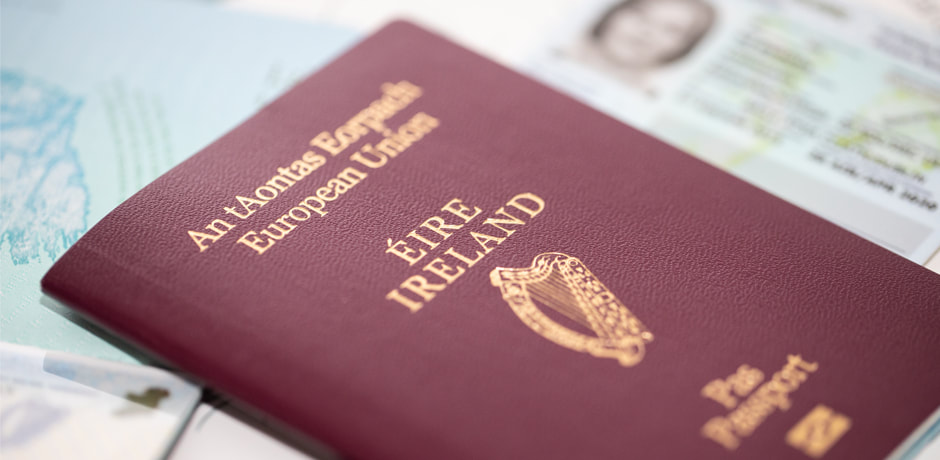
[42,21,940,460]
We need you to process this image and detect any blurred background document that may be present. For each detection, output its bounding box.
[0,343,200,460]
[0,0,357,363]
[528,0,940,268]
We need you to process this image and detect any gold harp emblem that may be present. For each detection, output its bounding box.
[490,252,653,366]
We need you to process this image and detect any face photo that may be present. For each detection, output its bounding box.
[567,0,716,93]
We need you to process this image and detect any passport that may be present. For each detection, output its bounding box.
[41,21,940,460]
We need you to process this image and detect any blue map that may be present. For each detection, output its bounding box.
[1,70,89,265]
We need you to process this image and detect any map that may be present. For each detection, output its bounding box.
[1,70,89,266]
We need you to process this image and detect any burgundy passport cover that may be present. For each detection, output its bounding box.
[42,21,940,460]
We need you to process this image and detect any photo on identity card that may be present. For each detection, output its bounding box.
[561,0,718,97]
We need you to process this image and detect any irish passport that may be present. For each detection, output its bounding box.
[42,21,940,459]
